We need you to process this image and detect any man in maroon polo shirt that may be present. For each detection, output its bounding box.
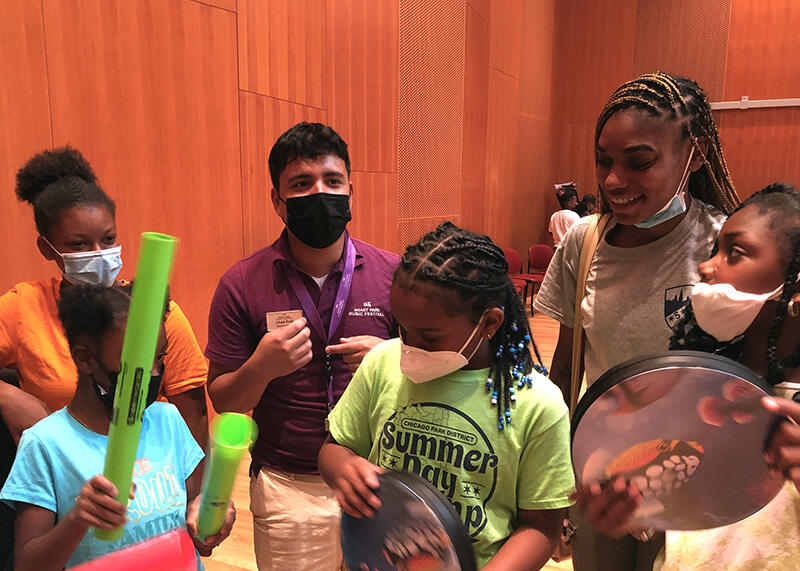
[205,122,398,570]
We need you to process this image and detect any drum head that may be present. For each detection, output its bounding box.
[341,470,476,571]
[571,351,784,531]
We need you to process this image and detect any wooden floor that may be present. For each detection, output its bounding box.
[205,307,572,571]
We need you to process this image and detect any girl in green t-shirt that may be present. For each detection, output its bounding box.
[319,222,575,569]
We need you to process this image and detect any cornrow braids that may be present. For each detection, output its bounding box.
[395,222,548,431]
[596,72,739,215]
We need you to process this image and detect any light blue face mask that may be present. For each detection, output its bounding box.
[42,237,123,287]
[635,147,695,229]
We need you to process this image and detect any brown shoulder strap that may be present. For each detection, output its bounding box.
[570,213,612,414]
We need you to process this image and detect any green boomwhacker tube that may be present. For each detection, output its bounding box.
[95,232,177,541]
[197,413,257,541]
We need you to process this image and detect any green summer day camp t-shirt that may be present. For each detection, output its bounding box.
[329,338,575,567]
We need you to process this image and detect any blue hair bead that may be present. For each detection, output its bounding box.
[491,391,498,405]
[505,408,512,423]
[523,334,530,341]
[511,322,518,332]
[517,379,525,388]
[485,378,493,392]
[517,342,525,350]
[497,420,505,431]
[509,346,516,354]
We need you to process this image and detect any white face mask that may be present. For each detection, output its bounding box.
[43,237,123,287]
[400,318,485,384]
[691,281,783,342]
[634,147,694,229]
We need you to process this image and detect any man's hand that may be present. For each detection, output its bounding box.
[252,318,313,379]
[326,335,385,373]
[763,396,800,492]
[186,496,236,557]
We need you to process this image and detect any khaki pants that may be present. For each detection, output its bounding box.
[250,466,343,571]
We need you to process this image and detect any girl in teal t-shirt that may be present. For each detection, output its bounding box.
[319,222,575,569]
[0,284,234,569]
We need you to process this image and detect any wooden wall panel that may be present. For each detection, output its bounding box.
[191,0,236,12]
[239,91,326,255]
[488,0,522,79]
[484,68,520,249]
[349,172,399,253]
[42,0,241,347]
[238,0,325,109]
[397,0,465,249]
[518,0,555,246]
[467,0,490,23]
[723,0,800,99]
[0,0,53,293]
[632,0,730,101]
[717,0,800,199]
[326,0,398,174]
[460,4,490,233]
[550,0,637,212]
[718,108,800,198]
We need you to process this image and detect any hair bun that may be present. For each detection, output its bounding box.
[15,145,97,205]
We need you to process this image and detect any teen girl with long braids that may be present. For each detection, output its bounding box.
[534,72,739,569]
[319,222,574,569]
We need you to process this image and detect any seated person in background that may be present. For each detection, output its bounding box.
[0,284,234,570]
[0,146,209,451]
[548,186,580,247]
[581,194,598,216]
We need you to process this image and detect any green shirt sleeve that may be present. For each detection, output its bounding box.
[328,346,380,458]
[516,389,576,510]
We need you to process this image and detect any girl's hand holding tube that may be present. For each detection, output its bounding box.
[186,496,236,556]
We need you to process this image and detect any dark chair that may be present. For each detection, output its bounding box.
[502,248,527,298]
[520,244,555,313]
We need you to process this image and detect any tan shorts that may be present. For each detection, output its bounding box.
[250,466,343,571]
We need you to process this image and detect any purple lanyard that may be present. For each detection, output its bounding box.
[283,237,356,411]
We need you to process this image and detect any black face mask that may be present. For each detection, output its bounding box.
[285,193,351,249]
[92,362,164,410]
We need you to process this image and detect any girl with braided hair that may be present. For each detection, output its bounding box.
[319,222,575,569]
[534,72,740,569]
[656,182,800,569]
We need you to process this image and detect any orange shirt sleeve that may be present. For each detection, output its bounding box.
[0,280,78,411]
[161,300,208,397]
[0,288,20,370]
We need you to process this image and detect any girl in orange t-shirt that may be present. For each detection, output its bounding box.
[0,146,208,450]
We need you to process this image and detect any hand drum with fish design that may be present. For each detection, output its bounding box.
[341,471,476,571]
[571,351,784,531]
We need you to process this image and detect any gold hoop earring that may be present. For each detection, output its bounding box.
[789,300,799,318]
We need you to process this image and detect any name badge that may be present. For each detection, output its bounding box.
[266,310,303,331]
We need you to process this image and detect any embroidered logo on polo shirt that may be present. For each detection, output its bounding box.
[348,301,385,318]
